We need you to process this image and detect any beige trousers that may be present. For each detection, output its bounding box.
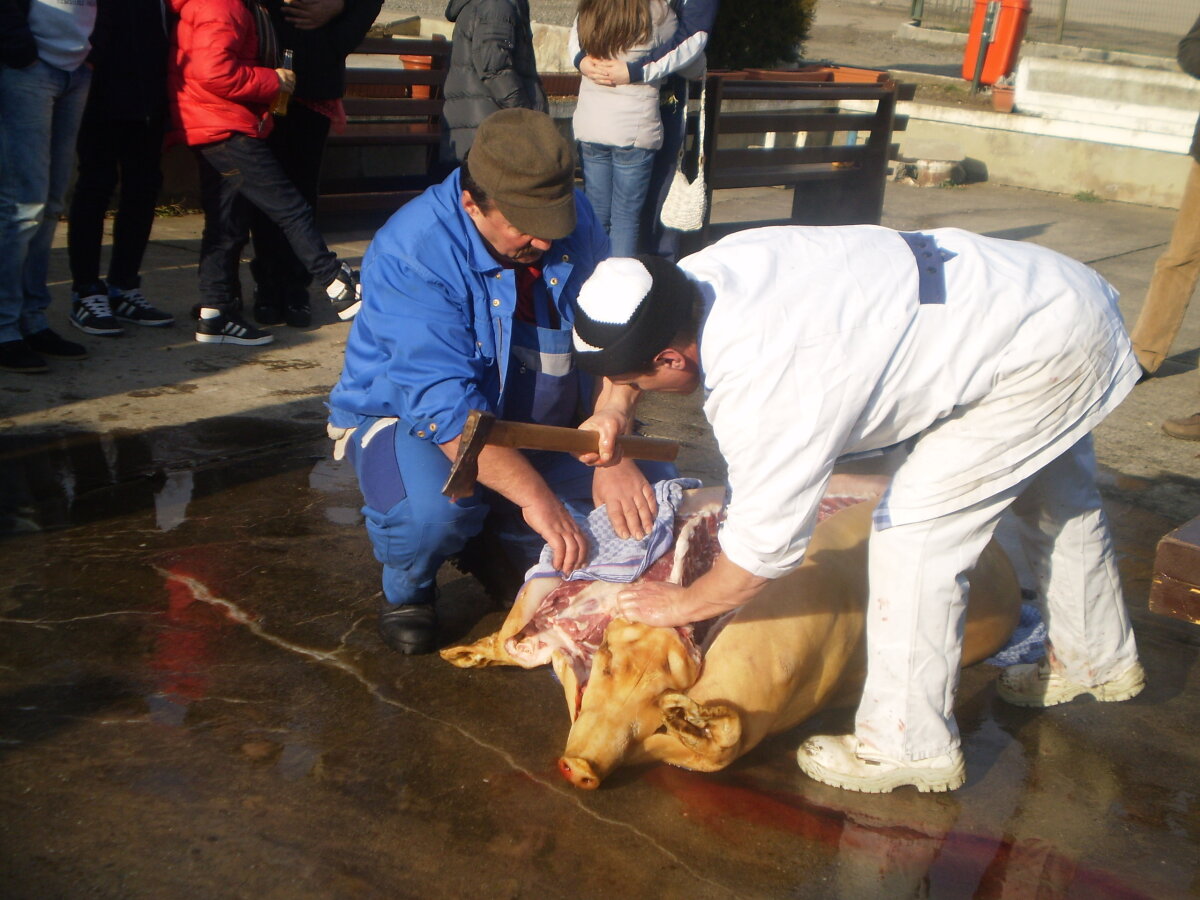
[1131,157,1200,372]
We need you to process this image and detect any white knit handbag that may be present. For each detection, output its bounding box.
[659,74,708,232]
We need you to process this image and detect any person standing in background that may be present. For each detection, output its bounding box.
[66,0,176,339]
[1130,13,1200,440]
[440,0,547,165]
[576,0,718,260]
[0,0,97,374]
[570,0,677,257]
[248,0,382,330]
[167,0,361,348]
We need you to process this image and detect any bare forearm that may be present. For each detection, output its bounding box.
[594,378,641,423]
[617,553,770,627]
[439,438,552,507]
[685,554,770,619]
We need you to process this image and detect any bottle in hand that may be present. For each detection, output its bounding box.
[272,49,294,116]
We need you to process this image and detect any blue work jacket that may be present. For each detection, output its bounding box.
[328,168,611,443]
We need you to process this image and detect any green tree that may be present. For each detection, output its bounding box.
[706,0,819,71]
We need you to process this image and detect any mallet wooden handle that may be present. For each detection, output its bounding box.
[442,409,680,499]
[486,420,679,461]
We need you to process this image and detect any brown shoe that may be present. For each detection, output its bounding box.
[1162,413,1200,441]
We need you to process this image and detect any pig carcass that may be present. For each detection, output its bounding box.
[441,480,1021,789]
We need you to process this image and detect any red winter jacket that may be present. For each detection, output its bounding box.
[168,0,282,146]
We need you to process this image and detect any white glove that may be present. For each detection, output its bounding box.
[327,423,353,461]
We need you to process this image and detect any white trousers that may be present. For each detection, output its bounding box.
[855,434,1139,760]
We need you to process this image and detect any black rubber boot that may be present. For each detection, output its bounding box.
[378,600,439,655]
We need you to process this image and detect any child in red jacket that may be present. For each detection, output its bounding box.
[168,0,360,345]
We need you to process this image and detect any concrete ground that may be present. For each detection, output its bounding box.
[2,5,1199,898]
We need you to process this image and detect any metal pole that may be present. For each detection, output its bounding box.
[1056,0,1068,43]
[910,0,925,27]
[970,1,1000,95]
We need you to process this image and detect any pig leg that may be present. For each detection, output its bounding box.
[440,576,563,667]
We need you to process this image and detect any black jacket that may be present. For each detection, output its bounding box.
[441,0,547,161]
[0,0,36,70]
[85,0,168,123]
[264,0,382,101]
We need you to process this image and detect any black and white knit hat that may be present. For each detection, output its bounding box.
[571,255,695,376]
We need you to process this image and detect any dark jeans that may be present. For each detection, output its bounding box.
[639,75,688,260]
[195,134,338,313]
[249,102,331,303]
[68,112,166,291]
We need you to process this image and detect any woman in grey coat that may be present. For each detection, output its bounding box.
[441,0,548,164]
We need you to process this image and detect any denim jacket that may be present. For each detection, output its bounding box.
[328,168,610,442]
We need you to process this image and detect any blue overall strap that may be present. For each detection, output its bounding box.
[898,231,954,305]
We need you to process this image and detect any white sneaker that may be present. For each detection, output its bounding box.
[997,657,1145,708]
[796,734,966,794]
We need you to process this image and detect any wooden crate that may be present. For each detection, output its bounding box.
[1148,515,1200,624]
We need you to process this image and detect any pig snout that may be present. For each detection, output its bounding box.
[558,756,602,789]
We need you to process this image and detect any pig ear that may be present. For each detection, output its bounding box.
[658,692,743,767]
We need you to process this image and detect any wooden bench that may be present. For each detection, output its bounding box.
[317,35,450,217]
[680,72,911,252]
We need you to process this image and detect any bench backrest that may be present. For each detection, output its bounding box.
[317,35,451,216]
[680,74,908,253]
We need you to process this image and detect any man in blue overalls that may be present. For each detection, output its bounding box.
[327,109,674,655]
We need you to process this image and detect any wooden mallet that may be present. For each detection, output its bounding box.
[441,409,679,500]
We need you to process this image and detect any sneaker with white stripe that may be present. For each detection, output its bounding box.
[109,286,175,327]
[194,307,274,346]
[325,261,361,320]
[70,289,123,336]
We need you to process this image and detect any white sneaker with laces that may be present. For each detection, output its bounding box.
[796,734,966,793]
[997,657,1145,708]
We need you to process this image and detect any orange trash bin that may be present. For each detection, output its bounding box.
[961,0,1031,86]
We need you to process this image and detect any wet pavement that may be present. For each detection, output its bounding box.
[1,417,1197,898]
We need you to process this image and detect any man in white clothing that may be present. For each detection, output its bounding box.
[569,226,1145,793]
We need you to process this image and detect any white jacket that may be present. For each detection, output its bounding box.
[569,0,677,151]
[681,226,1140,579]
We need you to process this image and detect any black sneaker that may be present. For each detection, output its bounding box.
[281,285,311,328]
[109,286,175,327]
[25,328,88,359]
[284,303,311,328]
[378,599,439,655]
[0,339,49,373]
[70,288,123,336]
[252,286,284,326]
[324,261,361,320]
[194,308,274,346]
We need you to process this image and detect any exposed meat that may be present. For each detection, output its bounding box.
[496,489,724,699]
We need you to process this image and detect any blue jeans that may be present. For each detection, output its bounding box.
[0,60,92,342]
[580,142,656,259]
[195,134,339,312]
[640,75,688,260]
